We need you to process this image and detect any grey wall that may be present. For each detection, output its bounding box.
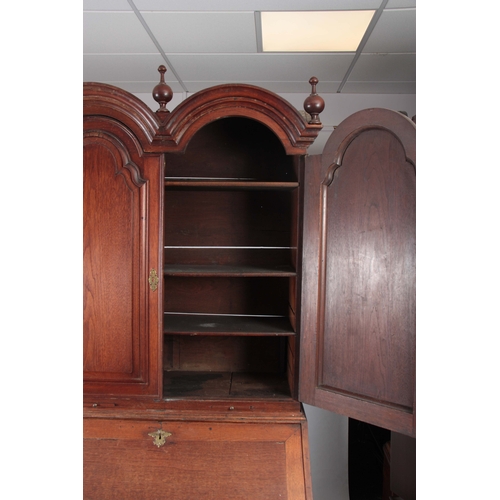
[304,404,350,500]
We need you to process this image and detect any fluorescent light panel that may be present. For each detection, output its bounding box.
[261,11,375,52]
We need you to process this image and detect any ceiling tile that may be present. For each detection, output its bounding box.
[133,0,382,11]
[83,54,178,86]
[83,12,158,53]
[385,0,416,8]
[142,12,257,53]
[363,9,416,53]
[82,2,417,96]
[167,54,354,87]
[348,53,415,81]
[83,0,131,11]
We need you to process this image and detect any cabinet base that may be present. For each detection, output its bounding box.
[84,413,313,500]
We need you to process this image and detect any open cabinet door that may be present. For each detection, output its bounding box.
[299,109,416,437]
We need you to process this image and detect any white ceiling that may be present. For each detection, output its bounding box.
[83,0,415,96]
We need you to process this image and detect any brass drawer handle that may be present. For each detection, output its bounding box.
[148,429,171,447]
[148,268,159,291]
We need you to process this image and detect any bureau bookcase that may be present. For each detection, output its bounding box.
[83,68,415,499]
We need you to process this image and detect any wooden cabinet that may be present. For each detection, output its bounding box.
[83,70,415,498]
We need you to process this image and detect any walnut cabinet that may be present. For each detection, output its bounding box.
[83,71,416,499]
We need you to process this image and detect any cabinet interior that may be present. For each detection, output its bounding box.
[163,117,301,400]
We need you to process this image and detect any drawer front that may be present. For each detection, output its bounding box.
[84,418,310,500]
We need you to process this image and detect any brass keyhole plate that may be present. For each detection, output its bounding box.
[148,429,172,447]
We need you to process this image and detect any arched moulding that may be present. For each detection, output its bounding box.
[321,108,416,172]
[84,129,147,188]
[84,82,160,151]
[321,162,341,188]
[83,80,323,154]
[151,84,323,155]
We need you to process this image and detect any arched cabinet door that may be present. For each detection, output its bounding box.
[299,109,416,437]
[83,85,163,397]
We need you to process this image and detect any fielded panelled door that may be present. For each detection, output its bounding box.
[299,108,416,437]
[83,99,163,397]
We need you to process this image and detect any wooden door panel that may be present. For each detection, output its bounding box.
[83,137,144,376]
[83,123,162,397]
[320,129,415,409]
[84,418,311,500]
[300,109,416,437]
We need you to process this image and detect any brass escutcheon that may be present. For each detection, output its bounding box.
[148,429,172,447]
[148,268,159,291]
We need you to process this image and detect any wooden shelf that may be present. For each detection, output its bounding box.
[163,263,296,277]
[163,313,295,336]
[163,371,291,399]
[164,247,296,271]
[165,178,299,190]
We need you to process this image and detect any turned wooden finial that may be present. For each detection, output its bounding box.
[303,77,324,125]
[152,65,173,114]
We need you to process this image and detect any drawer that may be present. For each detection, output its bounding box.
[84,418,311,500]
